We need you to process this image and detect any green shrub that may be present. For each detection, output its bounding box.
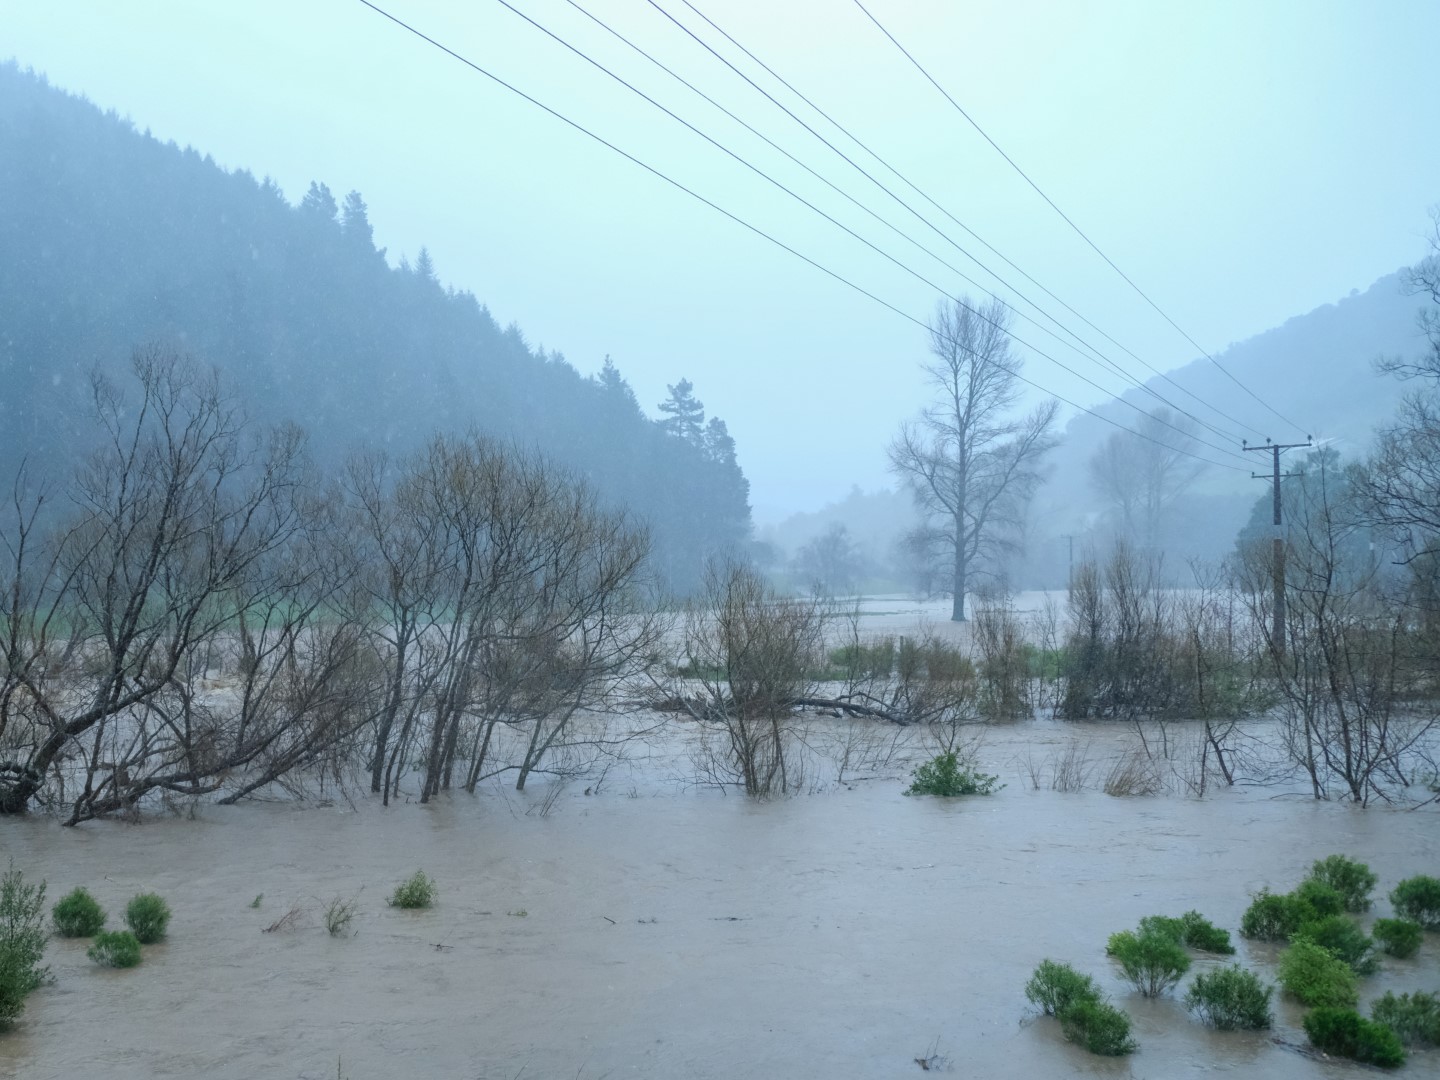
[1302,1006,1405,1068]
[904,751,1003,797]
[1295,915,1377,975]
[1371,917,1423,959]
[1276,939,1359,1008]
[388,871,436,909]
[124,893,171,944]
[1370,990,1440,1047]
[1183,965,1274,1030]
[1390,875,1440,929]
[52,887,107,937]
[1307,855,1378,913]
[1240,888,1306,941]
[1106,928,1190,997]
[1292,878,1345,918]
[1024,959,1101,1017]
[0,865,49,1009]
[86,930,142,969]
[1179,910,1235,954]
[1058,998,1136,1056]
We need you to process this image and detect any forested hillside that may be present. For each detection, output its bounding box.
[0,63,749,588]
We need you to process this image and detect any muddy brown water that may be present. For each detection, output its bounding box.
[4,717,1438,1080]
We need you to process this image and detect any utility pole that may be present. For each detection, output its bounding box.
[1242,437,1312,658]
[1060,534,1075,585]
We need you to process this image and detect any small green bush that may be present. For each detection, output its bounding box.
[1179,910,1235,954]
[1058,998,1137,1056]
[1276,938,1359,1008]
[904,751,1003,797]
[1302,1006,1405,1068]
[0,865,49,1010]
[86,930,142,969]
[1307,855,1378,913]
[52,887,107,937]
[1371,917,1423,959]
[1292,878,1345,919]
[1370,990,1440,1047]
[1240,888,1306,941]
[1295,915,1377,975]
[1024,959,1101,1017]
[1183,965,1273,1030]
[1390,875,1440,929]
[124,893,171,944]
[388,871,436,909]
[1106,928,1190,997]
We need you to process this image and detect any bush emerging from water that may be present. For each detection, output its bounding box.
[1302,1006,1405,1068]
[1307,855,1378,913]
[52,887,107,937]
[1292,878,1345,919]
[0,866,50,1028]
[1106,928,1190,997]
[1371,917,1423,959]
[1370,990,1440,1047]
[1240,881,1343,942]
[124,893,171,944]
[86,930,142,969]
[1024,960,1100,1017]
[904,751,1003,797]
[388,871,437,909]
[1276,939,1359,1008]
[1390,875,1440,929]
[1140,911,1235,954]
[1183,965,1273,1030]
[1058,998,1136,1056]
[1295,915,1377,975]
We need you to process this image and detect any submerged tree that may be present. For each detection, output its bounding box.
[890,297,1058,620]
[1088,408,1206,550]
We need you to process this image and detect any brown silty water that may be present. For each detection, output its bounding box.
[2,713,1437,1080]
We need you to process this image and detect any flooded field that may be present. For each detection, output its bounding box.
[2,715,1437,1079]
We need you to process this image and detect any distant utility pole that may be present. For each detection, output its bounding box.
[1242,437,1312,658]
[1060,534,1075,585]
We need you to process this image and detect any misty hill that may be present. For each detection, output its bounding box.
[0,62,749,588]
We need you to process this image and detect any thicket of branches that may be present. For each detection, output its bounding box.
[0,348,658,822]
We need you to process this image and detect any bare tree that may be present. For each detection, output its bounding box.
[1087,408,1206,551]
[890,297,1058,620]
[792,523,865,596]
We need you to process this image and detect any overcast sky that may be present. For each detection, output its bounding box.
[8,0,1439,520]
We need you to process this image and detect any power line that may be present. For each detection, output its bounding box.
[556,0,1251,454]
[352,0,1249,475]
[667,0,1267,444]
[850,0,1309,438]
[499,0,1253,465]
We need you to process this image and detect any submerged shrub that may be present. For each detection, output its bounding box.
[1106,928,1190,997]
[1183,965,1274,1030]
[1390,875,1440,929]
[124,893,171,944]
[1371,917,1423,959]
[1302,1006,1405,1068]
[1307,855,1378,913]
[1179,910,1235,954]
[1058,998,1136,1056]
[0,865,49,1004]
[86,930,142,969]
[1292,878,1345,919]
[1240,888,1306,941]
[388,871,436,909]
[52,887,107,938]
[904,752,1003,797]
[1296,915,1377,975]
[1024,960,1100,1017]
[1370,990,1440,1047]
[1276,939,1359,1008]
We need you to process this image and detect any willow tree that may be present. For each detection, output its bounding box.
[890,297,1058,621]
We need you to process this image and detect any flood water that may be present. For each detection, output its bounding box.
[2,716,1436,1079]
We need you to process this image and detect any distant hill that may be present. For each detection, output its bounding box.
[0,62,749,589]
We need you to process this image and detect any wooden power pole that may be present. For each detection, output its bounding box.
[1242,437,1311,658]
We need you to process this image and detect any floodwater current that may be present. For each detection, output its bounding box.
[2,715,1437,1079]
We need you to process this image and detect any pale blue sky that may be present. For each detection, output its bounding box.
[8,0,1438,519]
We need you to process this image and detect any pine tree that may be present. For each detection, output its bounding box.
[341,190,374,250]
[299,181,338,224]
[658,378,706,445]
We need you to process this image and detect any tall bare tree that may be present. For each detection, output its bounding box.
[890,297,1058,620]
[1088,408,1206,550]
